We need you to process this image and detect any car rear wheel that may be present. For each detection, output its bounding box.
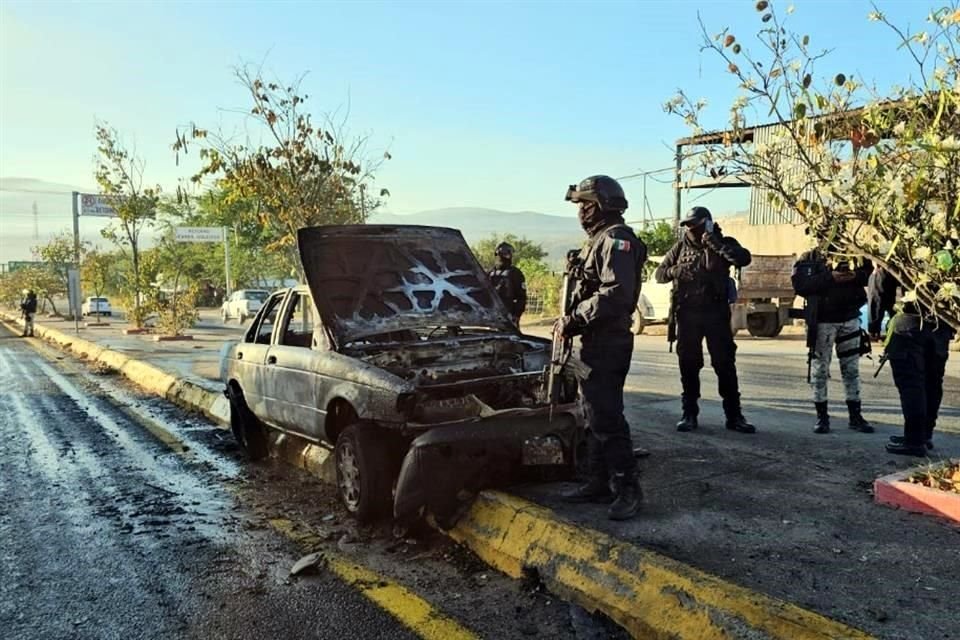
[631,313,646,335]
[228,386,268,461]
[335,423,397,523]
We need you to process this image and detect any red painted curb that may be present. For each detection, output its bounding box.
[874,461,960,525]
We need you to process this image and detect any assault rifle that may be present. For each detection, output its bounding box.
[667,286,678,353]
[788,296,820,382]
[547,249,592,418]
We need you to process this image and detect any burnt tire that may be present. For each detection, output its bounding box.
[335,423,396,523]
[228,387,268,461]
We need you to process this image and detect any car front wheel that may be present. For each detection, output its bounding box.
[228,386,268,461]
[335,423,397,523]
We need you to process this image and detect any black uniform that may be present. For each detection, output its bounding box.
[655,221,752,427]
[873,292,955,454]
[569,223,647,479]
[488,265,527,322]
[867,268,898,337]
[19,291,38,337]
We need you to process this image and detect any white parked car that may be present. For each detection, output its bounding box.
[81,296,112,316]
[221,289,270,323]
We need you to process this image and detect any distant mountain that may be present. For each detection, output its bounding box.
[370,207,583,264]
[0,177,139,262]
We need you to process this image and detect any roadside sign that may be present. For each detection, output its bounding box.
[175,226,224,243]
[7,261,43,272]
[79,193,119,217]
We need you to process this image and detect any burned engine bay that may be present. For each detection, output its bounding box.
[343,331,554,422]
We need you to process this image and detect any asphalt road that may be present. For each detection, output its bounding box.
[0,324,590,640]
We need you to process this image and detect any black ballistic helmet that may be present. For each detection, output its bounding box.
[565,175,628,212]
[495,242,514,257]
[680,206,712,227]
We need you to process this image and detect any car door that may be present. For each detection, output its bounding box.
[262,291,328,441]
[235,291,286,423]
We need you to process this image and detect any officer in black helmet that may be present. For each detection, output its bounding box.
[558,175,647,521]
[488,242,527,324]
[655,206,755,433]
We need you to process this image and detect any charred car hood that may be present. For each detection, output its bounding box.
[297,225,516,345]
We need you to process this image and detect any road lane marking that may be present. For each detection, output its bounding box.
[268,517,479,640]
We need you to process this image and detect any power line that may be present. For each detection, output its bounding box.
[0,187,78,195]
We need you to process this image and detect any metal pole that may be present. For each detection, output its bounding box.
[223,227,232,297]
[673,145,683,232]
[72,192,80,335]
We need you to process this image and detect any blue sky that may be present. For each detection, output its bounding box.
[0,0,929,222]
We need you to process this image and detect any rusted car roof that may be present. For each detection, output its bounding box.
[297,225,516,345]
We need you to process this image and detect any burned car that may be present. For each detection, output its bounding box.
[220,225,581,523]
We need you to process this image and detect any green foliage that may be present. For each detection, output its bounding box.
[81,250,120,299]
[32,232,89,304]
[667,1,960,328]
[636,221,677,258]
[472,234,549,271]
[516,257,563,317]
[0,266,63,314]
[95,122,159,327]
[173,66,390,281]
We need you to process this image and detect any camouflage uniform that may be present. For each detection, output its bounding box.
[810,318,862,403]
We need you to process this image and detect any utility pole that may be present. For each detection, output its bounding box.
[32,201,39,240]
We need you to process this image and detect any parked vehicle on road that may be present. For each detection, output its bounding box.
[220,226,581,524]
[632,254,797,337]
[81,296,112,317]
[221,289,270,324]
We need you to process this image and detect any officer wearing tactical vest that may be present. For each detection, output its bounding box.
[792,246,873,434]
[488,242,527,324]
[558,175,647,521]
[655,206,755,434]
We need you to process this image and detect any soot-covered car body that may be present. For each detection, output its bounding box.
[220,225,581,523]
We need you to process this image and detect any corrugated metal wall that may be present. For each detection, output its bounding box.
[748,124,805,226]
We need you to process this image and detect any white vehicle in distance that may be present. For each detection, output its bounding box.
[81,296,112,317]
[221,289,271,324]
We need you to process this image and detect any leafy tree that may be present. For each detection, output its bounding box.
[666,1,960,329]
[472,234,549,270]
[31,232,90,316]
[81,249,120,304]
[174,65,390,281]
[0,266,62,315]
[94,123,159,328]
[637,221,677,258]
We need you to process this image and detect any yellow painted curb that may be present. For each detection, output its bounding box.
[269,517,478,640]
[447,491,874,640]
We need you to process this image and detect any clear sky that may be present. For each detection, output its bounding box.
[0,0,929,222]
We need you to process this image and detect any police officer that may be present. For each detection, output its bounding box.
[558,175,647,521]
[871,284,956,456]
[792,247,873,433]
[19,288,38,337]
[488,242,527,324]
[655,207,755,433]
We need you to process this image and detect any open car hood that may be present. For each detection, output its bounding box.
[297,225,517,346]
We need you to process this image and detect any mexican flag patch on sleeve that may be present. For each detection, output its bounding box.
[612,239,632,252]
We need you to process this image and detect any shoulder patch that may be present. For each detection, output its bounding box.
[612,239,632,252]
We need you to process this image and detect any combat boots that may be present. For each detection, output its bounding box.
[846,400,874,433]
[814,402,830,434]
[608,472,642,521]
[561,477,614,504]
[676,413,698,432]
[725,414,756,434]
